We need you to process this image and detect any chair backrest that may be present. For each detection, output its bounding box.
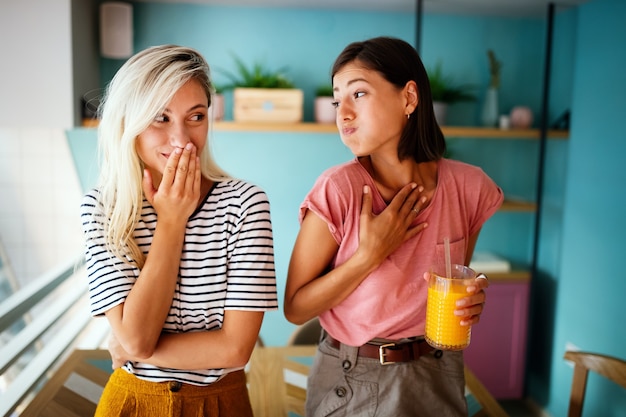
[287,317,322,346]
[564,350,626,417]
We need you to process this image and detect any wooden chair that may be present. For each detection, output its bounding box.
[19,349,112,417]
[247,344,317,417]
[564,350,626,417]
[287,317,323,346]
[18,335,264,417]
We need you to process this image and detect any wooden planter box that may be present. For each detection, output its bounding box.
[233,88,303,123]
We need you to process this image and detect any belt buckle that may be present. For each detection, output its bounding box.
[378,343,397,365]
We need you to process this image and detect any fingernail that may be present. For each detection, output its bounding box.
[418,185,424,192]
[175,147,182,154]
[185,143,193,150]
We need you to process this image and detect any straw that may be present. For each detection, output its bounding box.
[444,237,452,278]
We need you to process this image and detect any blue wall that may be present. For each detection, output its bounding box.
[100,3,562,126]
[543,0,626,416]
[69,0,626,414]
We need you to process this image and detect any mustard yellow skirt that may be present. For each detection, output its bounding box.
[95,369,253,417]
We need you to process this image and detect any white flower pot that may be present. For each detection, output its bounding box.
[211,94,225,121]
[433,101,448,126]
[314,96,336,124]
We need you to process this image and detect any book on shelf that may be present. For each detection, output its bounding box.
[470,251,511,273]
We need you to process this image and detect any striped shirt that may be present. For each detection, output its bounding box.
[80,180,278,385]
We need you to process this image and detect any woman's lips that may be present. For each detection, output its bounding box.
[341,126,356,135]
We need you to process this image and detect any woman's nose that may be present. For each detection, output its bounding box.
[168,123,189,148]
[337,102,354,121]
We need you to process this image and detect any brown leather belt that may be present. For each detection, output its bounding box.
[327,335,435,365]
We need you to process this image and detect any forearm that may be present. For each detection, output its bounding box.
[125,311,264,369]
[114,220,187,356]
[142,332,249,369]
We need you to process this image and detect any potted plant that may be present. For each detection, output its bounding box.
[314,84,335,124]
[427,62,476,125]
[219,54,303,123]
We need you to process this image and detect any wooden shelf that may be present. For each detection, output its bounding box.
[83,119,569,140]
[211,121,569,139]
[488,270,531,282]
[500,199,536,212]
[443,126,568,139]
[213,121,337,133]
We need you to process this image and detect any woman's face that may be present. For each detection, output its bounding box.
[332,61,409,158]
[136,78,209,185]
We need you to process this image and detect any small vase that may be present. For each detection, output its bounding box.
[211,94,225,121]
[432,102,448,126]
[481,87,499,127]
[509,106,533,129]
[314,96,336,124]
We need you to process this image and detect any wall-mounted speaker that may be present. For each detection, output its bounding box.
[100,2,133,59]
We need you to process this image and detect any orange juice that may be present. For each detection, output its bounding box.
[424,264,475,350]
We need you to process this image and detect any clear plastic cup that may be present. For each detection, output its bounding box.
[425,264,476,350]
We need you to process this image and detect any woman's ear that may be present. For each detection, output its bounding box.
[405,80,419,114]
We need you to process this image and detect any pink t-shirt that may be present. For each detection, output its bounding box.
[300,158,504,346]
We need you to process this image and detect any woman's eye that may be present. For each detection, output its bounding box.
[190,113,206,122]
[154,114,168,123]
[331,101,339,108]
[354,91,365,99]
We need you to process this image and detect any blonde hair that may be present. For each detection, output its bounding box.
[96,45,230,268]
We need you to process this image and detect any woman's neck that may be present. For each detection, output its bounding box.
[359,155,438,203]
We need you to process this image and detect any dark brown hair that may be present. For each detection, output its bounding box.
[331,36,446,162]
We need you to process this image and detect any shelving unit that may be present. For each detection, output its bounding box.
[213,121,568,139]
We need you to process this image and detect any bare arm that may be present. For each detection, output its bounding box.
[284,183,428,325]
[109,310,264,370]
[106,144,201,359]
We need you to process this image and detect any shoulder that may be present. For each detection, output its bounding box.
[441,158,485,175]
[80,188,103,214]
[217,179,268,198]
[82,188,100,203]
[441,159,496,184]
[319,158,361,179]
[211,180,271,210]
[440,158,503,205]
[313,159,366,190]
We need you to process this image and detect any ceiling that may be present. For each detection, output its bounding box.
[131,0,589,17]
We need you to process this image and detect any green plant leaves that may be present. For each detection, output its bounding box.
[217,53,295,90]
[427,61,476,104]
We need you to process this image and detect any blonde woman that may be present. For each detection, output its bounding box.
[81,45,277,416]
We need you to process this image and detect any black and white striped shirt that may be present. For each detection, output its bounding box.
[81,180,277,385]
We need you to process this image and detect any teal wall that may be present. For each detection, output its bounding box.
[99,3,569,126]
[542,0,626,416]
[68,0,626,414]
